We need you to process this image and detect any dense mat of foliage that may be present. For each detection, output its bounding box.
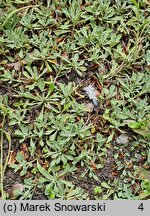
[0,0,150,199]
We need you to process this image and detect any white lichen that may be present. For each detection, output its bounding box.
[83,85,99,106]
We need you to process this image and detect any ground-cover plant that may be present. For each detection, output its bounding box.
[0,0,150,200]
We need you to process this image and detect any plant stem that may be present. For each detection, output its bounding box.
[3,131,11,176]
[0,114,5,200]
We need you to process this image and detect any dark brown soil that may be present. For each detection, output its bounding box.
[66,150,115,199]
[4,168,48,200]
[4,169,23,198]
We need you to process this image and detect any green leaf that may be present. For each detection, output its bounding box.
[94,186,102,194]
[148,149,150,163]
[128,120,150,137]
[4,131,11,144]
[102,189,114,199]
[37,160,53,181]
[146,50,150,66]
[4,13,18,30]
[2,5,35,28]
[37,80,45,92]
[61,180,73,187]
[38,177,50,183]
[16,152,24,163]
[107,130,115,143]
[101,182,111,189]
[128,121,144,129]
[20,166,27,176]
[30,139,36,157]
[103,109,117,126]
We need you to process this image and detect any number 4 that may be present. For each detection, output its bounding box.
[138,203,144,211]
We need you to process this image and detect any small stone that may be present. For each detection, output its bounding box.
[85,102,94,112]
[116,134,129,145]
[12,183,24,192]
[10,183,24,199]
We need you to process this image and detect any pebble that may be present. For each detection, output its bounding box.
[116,134,129,145]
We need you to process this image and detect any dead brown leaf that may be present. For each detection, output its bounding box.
[20,143,29,159]
[6,59,26,71]
[90,160,97,171]
[8,151,17,165]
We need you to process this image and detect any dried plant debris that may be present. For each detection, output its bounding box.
[0,0,150,200]
[83,85,99,107]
